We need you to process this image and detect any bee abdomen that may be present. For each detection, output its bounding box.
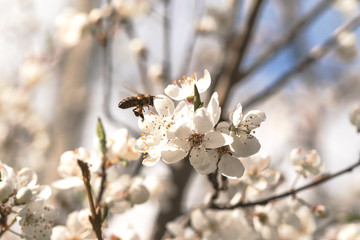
[118,97,140,109]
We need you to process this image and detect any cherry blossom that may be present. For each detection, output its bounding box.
[164,70,211,101]
[161,107,233,174]
[350,104,360,132]
[220,103,266,158]
[291,148,324,178]
[18,199,58,240]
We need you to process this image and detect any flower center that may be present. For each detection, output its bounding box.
[216,146,230,156]
[188,133,204,147]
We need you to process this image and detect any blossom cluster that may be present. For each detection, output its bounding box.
[136,70,266,179]
[0,162,57,240]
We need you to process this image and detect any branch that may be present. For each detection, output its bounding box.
[242,12,360,111]
[77,160,103,240]
[241,0,334,80]
[211,158,360,209]
[214,0,265,108]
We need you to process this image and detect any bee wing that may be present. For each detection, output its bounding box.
[122,82,141,95]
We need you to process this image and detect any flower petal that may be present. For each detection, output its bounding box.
[230,103,243,127]
[216,121,230,134]
[203,132,233,148]
[207,92,221,125]
[242,110,266,130]
[193,108,214,134]
[161,141,189,164]
[196,69,211,93]
[230,132,260,157]
[218,154,245,179]
[189,147,212,174]
[175,123,192,139]
[164,84,181,100]
[154,95,175,116]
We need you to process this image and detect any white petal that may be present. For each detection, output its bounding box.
[218,155,244,179]
[203,132,233,148]
[190,208,210,231]
[175,123,192,138]
[207,92,221,125]
[164,84,181,100]
[196,69,211,93]
[230,132,260,157]
[154,95,175,116]
[216,121,230,134]
[242,110,266,130]
[290,148,303,165]
[189,147,211,173]
[193,108,214,134]
[230,103,243,127]
[52,177,83,189]
[161,143,188,164]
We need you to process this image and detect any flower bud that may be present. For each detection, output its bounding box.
[15,187,32,205]
[312,205,328,218]
[350,104,360,132]
[129,182,149,205]
[129,38,147,57]
[0,181,13,202]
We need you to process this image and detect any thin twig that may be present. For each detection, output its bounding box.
[214,0,265,108]
[211,159,360,209]
[240,0,334,81]
[242,12,360,111]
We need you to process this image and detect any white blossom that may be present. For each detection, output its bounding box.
[106,128,140,163]
[222,103,266,158]
[51,210,95,240]
[291,148,324,178]
[164,70,211,101]
[350,104,360,132]
[241,154,281,192]
[55,9,88,48]
[18,199,58,240]
[161,107,233,174]
[336,31,358,62]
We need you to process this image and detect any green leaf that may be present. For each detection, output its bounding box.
[97,117,107,157]
[194,84,203,111]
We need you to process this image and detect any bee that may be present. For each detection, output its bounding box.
[118,94,155,121]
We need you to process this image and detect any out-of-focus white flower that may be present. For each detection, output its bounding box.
[111,224,140,240]
[143,175,176,212]
[53,147,101,189]
[104,175,149,214]
[190,208,254,239]
[321,223,360,240]
[51,209,95,240]
[147,64,165,83]
[18,199,58,240]
[88,8,103,25]
[164,70,211,101]
[161,107,233,174]
[0,181,13,202]
[113,0,150,18]
[291,148,324,178]
[196,16,218,34]
[336,31,358,62]
[241,154,280,192]
[219,103,266,158]
[166,221,197,240]
[56,9,88,48]
[350,104,360,132]
[20,58,46,88]
[129,38,147,57]
[106,128,140,163]
[333,0,359,18]
[253,204,280,240]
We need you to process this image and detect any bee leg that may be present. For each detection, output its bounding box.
[133,108,140,117]
[139,113,145,122]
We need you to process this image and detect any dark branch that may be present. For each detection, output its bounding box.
[211,159,360,209]
[243,12,360,111]
[241,0,334,80]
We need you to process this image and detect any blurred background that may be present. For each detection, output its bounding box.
[1,0,360,239]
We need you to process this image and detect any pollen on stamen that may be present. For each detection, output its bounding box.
[194,72,198,76]
[182,75,186,80]
[165,106,168,109]
[173,80,177,84]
